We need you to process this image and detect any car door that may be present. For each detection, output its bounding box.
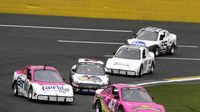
[159,31,168,51]
[142,49,149,73]
[101,86,120,112]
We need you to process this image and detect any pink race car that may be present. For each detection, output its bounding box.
[11,65,74,103]
[92,83,165,112]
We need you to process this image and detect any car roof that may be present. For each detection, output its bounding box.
[78,58,104,65]
[26,65,58,71]
[119,45,145,51]
[140,27,166,33]
[111,83,143,89]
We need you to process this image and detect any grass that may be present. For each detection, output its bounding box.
[146,83,200,112]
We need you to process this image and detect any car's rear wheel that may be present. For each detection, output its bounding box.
[149,63,154,74]
[118,106,124,112]
[13,81,18,96]
[138,65,143,77]
[154,47,160,57]
[95,101,102,112]
[168,44,175,55]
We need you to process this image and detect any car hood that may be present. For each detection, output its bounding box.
[73,74,109,85]
[123,101,165,112]
[127,39,158,47]
[32,82,73,96]
[106,58,141,70]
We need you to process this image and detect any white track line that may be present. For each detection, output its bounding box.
[58,40,199,48]
[104,55,200,61]
[0,24,198,48]
[136,76,200,86]
[157,57,200,61]
[58,40,124,45]
[178,45,199,48]
[0,24,132,33]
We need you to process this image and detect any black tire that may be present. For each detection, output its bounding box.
[13,81,18,96]
[149,63,154,74]
[168,44,175,55]
[95,101,102,112]
[118,106,124,112]
[28,87,33,100]
[138,65,143,77]
[154,47,160,57]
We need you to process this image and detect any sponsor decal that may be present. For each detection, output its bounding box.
[79,76,101,83]
[133,105,160,112]
[42,85,69,93]
[114,62,129,67]
[131,41,146,47]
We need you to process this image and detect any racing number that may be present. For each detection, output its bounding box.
[108,99,117,112]
[17,76,29,92]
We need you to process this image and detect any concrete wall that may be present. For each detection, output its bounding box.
[0,0,199,23]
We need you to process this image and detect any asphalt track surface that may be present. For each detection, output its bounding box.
[0,14,200,112]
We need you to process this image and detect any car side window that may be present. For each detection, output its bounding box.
[26,68,31,80]
[104,86,112,94]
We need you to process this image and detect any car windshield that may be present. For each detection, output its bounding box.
[34,70,63,83]
[76,63,105,75]
[136,30,158,41]
[122,87,153,102]
[115,47,140,60]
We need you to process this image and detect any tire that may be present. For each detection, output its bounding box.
[13,81,18,96]
[28,88,33,100]
[138,65,143,77]
[95,101,102,112]
[154,47,160,57]
[168,44,175,55]
[118,106,124,112]
[149,63,154,74]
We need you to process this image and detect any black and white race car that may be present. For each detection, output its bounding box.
[69,58,109,93]
[127,27,177,56]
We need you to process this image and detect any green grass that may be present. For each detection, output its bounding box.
[146,83,200,112]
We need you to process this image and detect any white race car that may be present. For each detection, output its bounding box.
[69,58,109,93]
[105,45,155,77]
[11,65,74,103]
[127,27,177,56]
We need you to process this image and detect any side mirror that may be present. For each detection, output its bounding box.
[113,52,115,55]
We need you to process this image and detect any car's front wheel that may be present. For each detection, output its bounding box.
[168,44,175,55]
[28,88,33,100]
[95,101,102,112]
[149,63,154,74]
[154,47,160,57]
[13,81,18,96]
[118,106,124,112]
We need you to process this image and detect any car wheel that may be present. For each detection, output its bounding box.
[149,63,154,74]
[118,106,124,112]
[168,44,175,55]
[95,101,102,112]
[138,65,143,77]
[154,47,160,57]
[13,81,18,96]
[28,88,33,100]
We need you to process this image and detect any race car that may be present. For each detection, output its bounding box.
[11,65,74,103]
[69,58,109,93]
[92,83,166,112]
[105,45,155,77]
[127,27,177,56]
